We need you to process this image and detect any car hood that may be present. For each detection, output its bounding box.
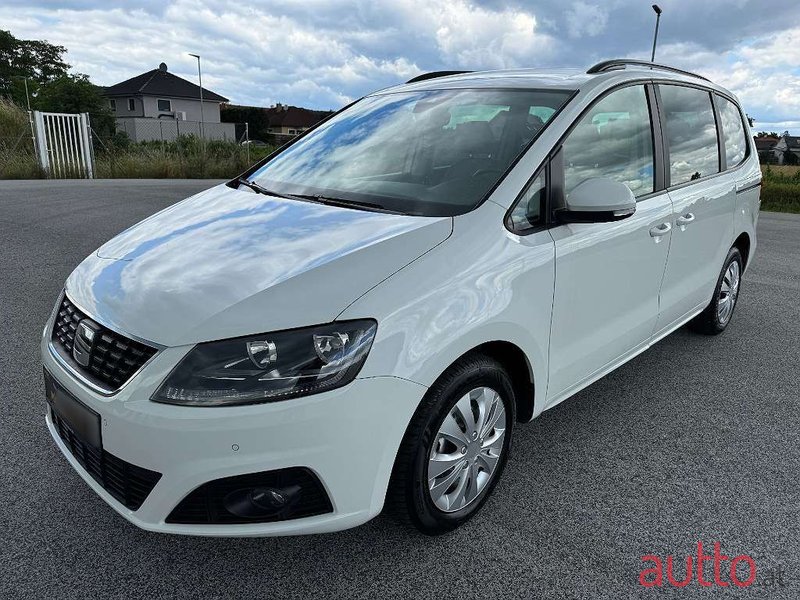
[66,184,452,347]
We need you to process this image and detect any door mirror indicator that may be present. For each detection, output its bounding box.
[557,178,637,223]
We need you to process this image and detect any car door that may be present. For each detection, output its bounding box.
[653,85,736,335]
[546,83,674,403]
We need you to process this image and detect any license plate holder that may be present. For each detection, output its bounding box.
[44,368,102,448]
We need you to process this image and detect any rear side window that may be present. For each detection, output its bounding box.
[562,85,654,198]
[716,95,748,169]
[659,85,720,185]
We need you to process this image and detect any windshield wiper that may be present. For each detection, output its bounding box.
[290,193,399,214]
[235,177,294,199]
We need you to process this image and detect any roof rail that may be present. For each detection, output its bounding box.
[406,71,472,84]
[586,59,710,82]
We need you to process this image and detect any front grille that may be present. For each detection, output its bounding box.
[51,409,162,510]
[167,468,333,524]
[51,294,157,392]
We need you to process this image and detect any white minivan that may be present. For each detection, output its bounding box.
[42,60,760,536]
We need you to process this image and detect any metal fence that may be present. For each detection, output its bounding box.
[115,118,238,143]
[32,111,95,178]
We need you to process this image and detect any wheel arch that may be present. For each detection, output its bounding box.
[733,231,751,269]
[437,341,536,423]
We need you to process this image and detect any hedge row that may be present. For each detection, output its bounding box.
[760,181,800,214]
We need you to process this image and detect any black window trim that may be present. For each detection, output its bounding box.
[506,78,754,236]
[555,81,663,206]
[504,161,549,235]
[653,80,753,193]
[505,79,664,236]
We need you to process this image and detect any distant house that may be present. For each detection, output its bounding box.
[265,104,332,136]
[772,131,800,165]
[102,62,236,142]
[754,135,779,154]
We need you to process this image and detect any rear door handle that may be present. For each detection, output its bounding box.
[676,213,695,227]
[649,222,672,238]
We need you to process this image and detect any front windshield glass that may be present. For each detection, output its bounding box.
[249,88,574,216]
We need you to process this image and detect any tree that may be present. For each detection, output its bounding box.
[0,30,70,106]
[35,74,115,136]
[757,131,780,138]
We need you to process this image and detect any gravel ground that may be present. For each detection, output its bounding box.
[1,179,798,599]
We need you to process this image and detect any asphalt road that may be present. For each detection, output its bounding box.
[2,179,799,599]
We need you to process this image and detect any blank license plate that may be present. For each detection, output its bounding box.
[44,368,102,448]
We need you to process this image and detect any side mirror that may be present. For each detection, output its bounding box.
[556,178,636,223]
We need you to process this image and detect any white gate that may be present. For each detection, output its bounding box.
[33,111,94,179]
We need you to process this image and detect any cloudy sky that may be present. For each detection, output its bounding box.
[3,0,800,133]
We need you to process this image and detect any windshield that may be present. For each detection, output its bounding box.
[248,88,574,216]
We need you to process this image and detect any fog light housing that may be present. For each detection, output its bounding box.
[223,485,302,519]
[166,467,332,524]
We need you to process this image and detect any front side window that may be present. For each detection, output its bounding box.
[249,88,573,216]
[157,99,171,111]
[717,95,747,169]
[561,85,654,198]
[660,85,720,185]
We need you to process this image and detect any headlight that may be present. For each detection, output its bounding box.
[152,320,377,407]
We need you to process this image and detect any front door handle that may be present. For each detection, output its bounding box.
[676,213,695,227]
[649,222,672,240]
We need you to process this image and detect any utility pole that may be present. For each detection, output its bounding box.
[651,5,663,62]
[188,53,205,143]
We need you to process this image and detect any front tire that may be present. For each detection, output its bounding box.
[387,354,515,535]
[689,247,743,335]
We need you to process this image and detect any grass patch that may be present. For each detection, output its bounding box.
[760,164,800,213]
[94,136,274,179]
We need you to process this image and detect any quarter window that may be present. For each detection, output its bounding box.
[717,95,747,169]
[660,85,720,185]
[508,170,545,233]
[562,85,654,198]
[157,99,171,111]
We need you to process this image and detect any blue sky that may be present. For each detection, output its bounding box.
[3,0,800,133]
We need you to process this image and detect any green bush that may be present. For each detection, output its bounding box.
[760,181,800,214]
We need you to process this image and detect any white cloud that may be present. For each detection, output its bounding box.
[565,1,609,39]
[1,0,799,132]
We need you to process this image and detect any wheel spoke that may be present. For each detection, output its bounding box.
[479,395,504,440]
[445,465,471,510]
[428,450,465,479]
[437,411,470,446]
[476,448,500,475]
[429,460,466,502]
[453,392,478,440]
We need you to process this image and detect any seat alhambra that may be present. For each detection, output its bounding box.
[42,60,760,536]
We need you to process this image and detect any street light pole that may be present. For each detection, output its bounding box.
[651,5,663,63]
[188,53,205,141]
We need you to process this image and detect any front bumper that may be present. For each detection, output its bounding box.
[41,324,427,537]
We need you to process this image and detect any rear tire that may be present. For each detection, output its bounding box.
[386,354,515,535]
[689,247,743,335]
